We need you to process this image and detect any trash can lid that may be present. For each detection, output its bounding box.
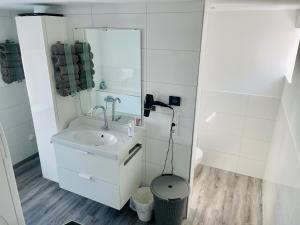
[150,174,190,201]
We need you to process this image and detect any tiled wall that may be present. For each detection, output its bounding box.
[0,10,37,165]
[197,10,299,178]
[263,46,300,225]
[198,91,280,178]
[56,1,204,184]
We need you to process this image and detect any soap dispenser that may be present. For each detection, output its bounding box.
[128,121,134,137]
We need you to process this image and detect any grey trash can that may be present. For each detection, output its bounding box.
[150,174,190,225]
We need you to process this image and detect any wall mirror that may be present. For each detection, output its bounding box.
[73,28,142,125]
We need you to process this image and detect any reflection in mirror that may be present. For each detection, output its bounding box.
[73,28,142,125]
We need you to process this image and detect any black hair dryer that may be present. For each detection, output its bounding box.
[144,94,173,117]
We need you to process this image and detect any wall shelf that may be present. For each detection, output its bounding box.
[96,88,141,97]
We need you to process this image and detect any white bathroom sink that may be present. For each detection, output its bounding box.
[52,116,143,160]
[73,130,117,147]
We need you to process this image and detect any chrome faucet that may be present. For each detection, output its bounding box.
[112,97,121,121]
[92,105,109,130]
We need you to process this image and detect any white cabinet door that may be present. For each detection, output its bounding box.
[0,158,18,225]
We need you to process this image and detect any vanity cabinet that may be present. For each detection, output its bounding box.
[54,142,143,210]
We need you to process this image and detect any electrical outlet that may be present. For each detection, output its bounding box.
[172,114,180,136]
[172,124,180,136]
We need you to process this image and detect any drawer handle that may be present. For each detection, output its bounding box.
[78,173,92,180]
[128,143,142,154]
[124,144,142,166]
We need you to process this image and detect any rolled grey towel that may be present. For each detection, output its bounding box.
[0,59,22,68]
[80,74,94,82]
[55,64,79,75]
[1,69,24,84]
[78,52,94,61]
[55,73,80,83]
[51,42,75,55]
[0,41,20,54]
[80,80,95,90]
[1,66,24,77]
[56,80,80,89]
[79,69,95,78]
[57,86,81,97]
[74,41,91,53]
[2,75,16,84]
[0,53,21,61]
[78,61,94,71]
[52,54,79,66]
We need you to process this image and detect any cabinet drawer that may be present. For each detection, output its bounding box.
[58,167,121,209]
[54,144,119,184]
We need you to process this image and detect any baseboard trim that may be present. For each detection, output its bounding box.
[13,153,39,169]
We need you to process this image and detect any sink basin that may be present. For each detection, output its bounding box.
[52,116,144,160]
[73,130,117,147]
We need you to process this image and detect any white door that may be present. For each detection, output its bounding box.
[0,125,25,225]
[0,158,18,225]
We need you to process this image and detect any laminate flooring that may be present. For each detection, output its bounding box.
[14,157,262,225]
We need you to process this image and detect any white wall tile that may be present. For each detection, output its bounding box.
[92,3,146,14]
[147,2,203,13]
[237,157,265,178]
[199,111,244,136]
[0,15,38,165]
[0,16,19,41]
[0,10,11,17]
[65,15,92,41]
[201,90,249,115]
[246,96,280,120]
[5,120,38,164]
[0,82,30,110]
[201,149,237,173]
[147,81,197,119]
[240,138,270,161]
[92,14,146,48]
[243,117,275,141]
[147,49,199,86]
[277,130,300,188]
[147,12,202,51]
[201,10,298,97]
[145,162,163,186]
[54,4,92,15]
[0,103,33,130]
[198,90,278,178]
[198,127,241,155]
[282,59,300,117]
[145,112,193,146]
[264,47,300,225]
[146,138,191,177]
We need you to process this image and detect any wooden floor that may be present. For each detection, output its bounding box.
[14,157,262,225]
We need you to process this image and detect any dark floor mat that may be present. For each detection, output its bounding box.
[64,221,82,225]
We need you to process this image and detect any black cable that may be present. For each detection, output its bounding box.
[161,108,175,175]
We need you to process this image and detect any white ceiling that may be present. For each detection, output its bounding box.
[208,0,300,10]
[0,0,299,10]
